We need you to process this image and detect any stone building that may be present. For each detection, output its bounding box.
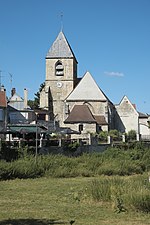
[40,30,150,137]
[115,96,150,137]
[40,31,116,136]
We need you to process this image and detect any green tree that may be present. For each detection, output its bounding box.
[28,82,45,109]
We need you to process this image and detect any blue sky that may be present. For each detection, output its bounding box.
[0,0,150,113]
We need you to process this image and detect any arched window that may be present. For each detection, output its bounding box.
[55,61,64,76]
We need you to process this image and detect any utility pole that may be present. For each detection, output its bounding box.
[35,113,38,163]
[0,70,2,90]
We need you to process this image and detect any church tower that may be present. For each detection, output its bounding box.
[40,31,78,126]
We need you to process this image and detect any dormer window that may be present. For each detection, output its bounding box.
[55,61,64,76]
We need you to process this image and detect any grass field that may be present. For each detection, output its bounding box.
[0,176,150,225]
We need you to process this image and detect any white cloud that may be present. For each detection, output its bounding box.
[104,71,124,77]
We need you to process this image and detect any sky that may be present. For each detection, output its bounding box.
[0,0,150,113]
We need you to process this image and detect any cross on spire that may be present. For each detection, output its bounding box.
[60,12,63,31]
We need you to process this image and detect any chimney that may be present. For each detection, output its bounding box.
[24,88,28,109]
[11,88,16,97]
[0,85,6,92]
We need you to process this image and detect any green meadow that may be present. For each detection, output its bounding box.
[0,176,150,225]
[0,144,150,224]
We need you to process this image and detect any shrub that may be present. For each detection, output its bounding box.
[0,160,13,180]
[127,130,136,141]
[108,129,121,141]
[98,131,108,142]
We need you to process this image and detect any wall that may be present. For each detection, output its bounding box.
[115,96,139,133]
[139,118,150,136]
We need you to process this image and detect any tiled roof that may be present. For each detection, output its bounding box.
[0,91,7,107]
[64,105,96,123]
[46,31,77,62]
[94,115,108,125]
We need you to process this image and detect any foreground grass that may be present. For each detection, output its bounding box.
[0,176,150,225]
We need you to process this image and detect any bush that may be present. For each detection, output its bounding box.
[0,161,13,180]
[127,130,136,141]
[98,131,108,142]
[108,129,122,141]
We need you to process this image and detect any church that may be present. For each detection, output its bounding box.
[39,30,150,138]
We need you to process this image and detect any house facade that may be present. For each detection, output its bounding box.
[8,88,35,124]
[115,96,150,137]
[39,30,149,137]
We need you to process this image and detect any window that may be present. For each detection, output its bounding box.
[55,61,64,76]
[0,109,4,121]
[37,114,46,121]
[79,124,83,132]
[65,104,69,114]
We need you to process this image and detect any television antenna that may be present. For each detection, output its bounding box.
[8,72,13,89]
[0,70,4,90]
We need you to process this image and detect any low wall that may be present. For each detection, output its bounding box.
[39,143,110,156]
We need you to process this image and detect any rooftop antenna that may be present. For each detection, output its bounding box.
[60,12,63,31]
[0,70,4,90]
[9,73,13,89]
[0,70,1,89]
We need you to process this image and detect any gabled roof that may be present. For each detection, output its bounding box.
[9,93,23,102]
[8,92,30,111]
[66,71,108,101]
[116,95,138,115]
[0,91,7,107]
[46,31,77,62]
[64,105,96,123]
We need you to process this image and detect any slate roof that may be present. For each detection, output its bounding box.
[66,71,108,101]
[64,105,96,123]
[0,91,7,107]
[46,31,77,62]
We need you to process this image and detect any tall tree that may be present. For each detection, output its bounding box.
[28,82,45,109]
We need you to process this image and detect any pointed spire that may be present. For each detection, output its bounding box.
[46,31,77,62]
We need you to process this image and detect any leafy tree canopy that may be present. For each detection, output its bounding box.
[28,82,45,109]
